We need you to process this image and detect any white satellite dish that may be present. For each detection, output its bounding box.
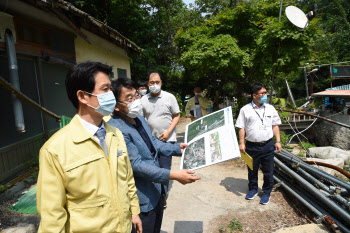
[285,6,309,29]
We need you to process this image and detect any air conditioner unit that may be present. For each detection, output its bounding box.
[0,12,16,43]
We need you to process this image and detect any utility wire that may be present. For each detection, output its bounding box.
[298,60,350,69]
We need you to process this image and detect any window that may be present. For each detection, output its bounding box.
[117,68,127,79]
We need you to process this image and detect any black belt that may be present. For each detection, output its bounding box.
[247,138,272,146]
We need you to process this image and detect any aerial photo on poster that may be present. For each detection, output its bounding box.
[186,108,226,143]
[210,132,222,163]
[181,107,241,170]
[182,137,206,170]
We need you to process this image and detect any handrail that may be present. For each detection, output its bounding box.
[277,109,350,129]
[0,75,61,122]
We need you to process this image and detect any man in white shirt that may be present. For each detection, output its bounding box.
[235,82,281,205]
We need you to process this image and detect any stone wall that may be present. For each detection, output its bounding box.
[304,113,350,150]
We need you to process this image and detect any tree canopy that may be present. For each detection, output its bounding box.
[67,0,350,109]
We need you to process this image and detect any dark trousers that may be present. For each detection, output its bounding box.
[245,140,275,195]
[132,193,165,233]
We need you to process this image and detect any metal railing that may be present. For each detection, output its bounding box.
[286,113,316,122]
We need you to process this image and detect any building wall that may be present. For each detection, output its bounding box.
[75,30,131,79]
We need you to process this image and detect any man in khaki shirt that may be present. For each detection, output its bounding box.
[185,85,210,121]
[36,62,142,233]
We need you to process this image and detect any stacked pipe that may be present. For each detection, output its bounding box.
[273,149,350,232]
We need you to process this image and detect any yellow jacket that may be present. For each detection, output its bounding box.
[185,96,209,120]
[36,115,140,233]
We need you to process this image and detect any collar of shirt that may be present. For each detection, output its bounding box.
[77,114,105,136]
[251,101,265,109]
[147,90,162,99]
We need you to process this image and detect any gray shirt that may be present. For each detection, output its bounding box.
[141,90,180,142]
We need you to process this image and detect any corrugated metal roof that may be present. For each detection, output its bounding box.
[311,90,350,97]
[8,186,37,214]
[326,84,350,90]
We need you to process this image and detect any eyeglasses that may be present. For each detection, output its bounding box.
[119,92,141,104]
[255,92,267,96]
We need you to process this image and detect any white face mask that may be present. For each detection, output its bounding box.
[195,92,202,97]
[149,85,161,94]
[84,91,116,116]
[124,99,143,118]
[139,89,147,96]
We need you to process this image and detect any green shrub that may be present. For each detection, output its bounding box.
[227,218,243,232]
[299,141,316,151]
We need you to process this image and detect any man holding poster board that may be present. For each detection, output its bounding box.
[236,82,282,205]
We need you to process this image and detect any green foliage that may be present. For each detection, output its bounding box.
[175,1,320,109]
[0,183,12,193]
[276,131,292,148]
[299,141,316,151]
[66,0,350,106]
[227,218,243,232]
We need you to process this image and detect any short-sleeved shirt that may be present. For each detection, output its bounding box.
[141,90,180,142]
[235,102,281,142]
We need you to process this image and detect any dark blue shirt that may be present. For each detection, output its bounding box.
[134,117,156,155]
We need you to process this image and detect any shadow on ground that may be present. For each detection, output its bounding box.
[219,177,250,196]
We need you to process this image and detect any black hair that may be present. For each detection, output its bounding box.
[194,85,202,91]
[65,61,113,109]
[251,82,266,98]
[147,70,161,81]
[111,78,137,102]
[137,80,147,88]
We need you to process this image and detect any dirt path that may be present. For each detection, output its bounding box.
[161,117,330,233]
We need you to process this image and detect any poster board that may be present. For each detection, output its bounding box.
[180,107,241,170]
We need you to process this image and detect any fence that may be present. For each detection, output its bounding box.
[0,134,45,184]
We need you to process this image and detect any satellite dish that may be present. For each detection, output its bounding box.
[285,6,309,29]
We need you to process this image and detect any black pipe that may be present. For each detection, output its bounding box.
[5,29,25,132]
[279,158,350,210]
[274,157,350,223]
[275,173,350,233]
[275,151,350,191]
[274,175,324,219]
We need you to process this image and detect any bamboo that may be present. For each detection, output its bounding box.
[0,75,61,122]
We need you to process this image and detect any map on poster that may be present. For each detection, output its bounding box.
[180,106,241,170]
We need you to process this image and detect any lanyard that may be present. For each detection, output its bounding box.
[251,103,265,124]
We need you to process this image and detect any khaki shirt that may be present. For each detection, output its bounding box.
[185,96,209,120]
[36,115,140,233]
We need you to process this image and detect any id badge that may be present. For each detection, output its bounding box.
[259,125,267,130]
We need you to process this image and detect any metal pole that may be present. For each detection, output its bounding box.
[304,66,309,99]
[5,29,25,133]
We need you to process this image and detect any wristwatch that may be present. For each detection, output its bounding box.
[276,141,281,143]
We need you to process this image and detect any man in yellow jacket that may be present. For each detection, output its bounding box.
[36,62,142,233]
[185,85,210,121]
